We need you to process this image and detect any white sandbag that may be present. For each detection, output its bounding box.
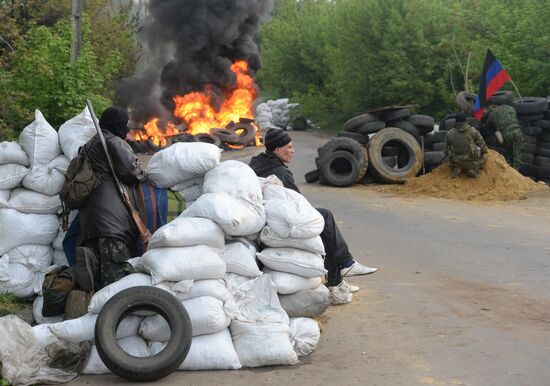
[139,296,230,340]
[289,317,320,357]
[0,141,29,166]
[82,336,149,375]
[58,107,96,160]
[262,268,322,295]
[230,320,299,367]
[0,255,36,297]
[203,160,262,203]
[32,323,58,348]
[7,188,61,214]
[171,176,203,191]
[32,296,63,325]
[171,279,232,303]
[279,285,332,318]
[136,246,226,284]
[148,329,241,370]
[53,250,69,267]
[0,163,28,189]
[264,199,324,239]
[0,315,77,385]
[19,110,61,166]
[6,245,53,271]
[222,240,261,277]
[22,155,69,195]
[52,229,65,251]
[257,248,327,278]
[0,209,58,255]
[0,190,9,206]
[260,226,325,255]
[181,193,266,236]
[179,185,202,201]
[262,178,311,206]
[148,217,224,250]
[88,273,153,313]
[147,142,221,188]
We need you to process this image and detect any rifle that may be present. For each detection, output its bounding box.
[86,100,151,245]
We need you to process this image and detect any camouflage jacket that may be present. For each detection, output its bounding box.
[444,123,488,162]
[486,105,520,132]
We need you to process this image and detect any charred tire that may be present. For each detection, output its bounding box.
[95,286,192,382]
[488,90,513,105]
[367,127,423,184]
[305,169,320,183]
[318,137,368,164]
[455,91,476,115]
[379,108,410,123]
[343,113,378,132]
[211,128,240,144]
[226,122,257,145]
[194,133,222,147]
[387,121,420,142]
[320,150,366,187]
[535,146,550,157]
[356,120,385,135]
[512,97,548,115]
[336,131,369,146]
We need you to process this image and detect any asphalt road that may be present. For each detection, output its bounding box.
[72,130,550,386]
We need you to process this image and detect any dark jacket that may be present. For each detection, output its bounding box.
[249,151,300,192]
[78,131,145,246]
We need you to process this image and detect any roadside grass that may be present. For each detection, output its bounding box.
[0,292,24,317]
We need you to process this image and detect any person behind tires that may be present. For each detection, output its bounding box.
[75,106,145,293]
[484,100,524,170]
[444,112,488,178]
[249,128,377,305]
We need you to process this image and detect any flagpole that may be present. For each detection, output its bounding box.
[509,78,524,103]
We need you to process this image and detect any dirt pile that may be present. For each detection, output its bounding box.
[397,150,547,201]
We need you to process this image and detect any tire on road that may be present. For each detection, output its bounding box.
[336,131,369,146]
[318,137,368,163]
[368,127,423,184]
[211,128,240,144]
[226,122,257,145]
[320,150,366,187]
[95,286,192,382]
[194,133,222,147]
[305,169,320,183]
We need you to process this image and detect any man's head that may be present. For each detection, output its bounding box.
[455,112,467,124]
[99,106,130,139]
[264,128,294,163]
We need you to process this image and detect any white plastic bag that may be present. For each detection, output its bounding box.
[171,279,232,303]
[52,228,66,251]
[260,226,326,255]
[0,189,9,206]
[289,317,320,357]
[88,273,153,313]
[203,160,263,203]
[264,199,324,239]
[53,250,69,267]
[6,244,53,271]
[0,209,59,255]
[82,336,149,375]
[19,110,61,166]
[0,141,29,166]
[22,155,69,195]
[148,217,224,250]
[279,285,332,318]
[262,268,322,295]
[171,176,203,191]
[58,107,96,160]
[0,163,28,189]
[0,255,36,297]
[257,247,327,278]
[222,240,261,277]
[147,142,221,187]
[7,188,61,214]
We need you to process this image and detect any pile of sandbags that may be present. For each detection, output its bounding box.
[255,98,300,131]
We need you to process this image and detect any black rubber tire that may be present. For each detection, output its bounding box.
[545,111,550,120]
[488,90,513,106]
[537,132,550,143]
[523,135,537,145]
[519,163,538,178]
[211,128,240,144]
[305,169,320,183]
[319,150,366,187]
[367,127,423,184]
[444,119,457,130]
[534,156,550,167]
[432,131,448,141]
[381,146,401,157]
[407,115,435,131]
[518,113,545,122]
[382,156,397,167]
[386,121,421,143]
[379,108,411,123]
[356,120,385,135]
[455,91,476,115]
[512,97,548,115]
[537,140,550,150]
[226,122,257,145]
[194,133,222,147]
[521,125,542,136]
[336,131,369,146]
[535,146,550,157]
[318,137,368,164]
[433,142,445,151]
[423,151,445,165]
[522,142,536,154]
[522,153,535,164]
[95,286,192,382]
[536,120,550,132]
[343,113,378,132]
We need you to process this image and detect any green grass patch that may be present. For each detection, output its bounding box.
[0,293,24,317]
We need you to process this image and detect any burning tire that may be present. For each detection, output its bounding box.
[226,122,257,145]
[194,133,222,147]
[367,127,423,184]
[320,150,366,187]
[211,128,240,144]
[94,286,192,382]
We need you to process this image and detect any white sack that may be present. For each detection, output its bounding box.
[0,209,58,255]
[6,244,53,271]
[0,190,9,206]
[88,273,153,313]
[171,279,232,303]
[19,110,61,166]
[181,192,266,236]
[147,142,221,188]
[0,163,28,189]
[203,160,263,203]
[260,226,325,255]
[262,268,322,295]
[171,176,203,191]
[58,107,96,160]
[278,284,332,318]
[82,336,149,375]
[22,155,69,195]
[7,188,61,214]
[32,296,64,325]
[257,247,327,278]
[0,256,36,297]
[176,184,202,201]
[148,329,241,370]
[53,250,69,267]
[0,141,29,166]
[264,199,324,239]
[52,229,65,251]
[222,240,261,277]
[136,246,226,284]
[289,317,320,357]
[148,217,224,250]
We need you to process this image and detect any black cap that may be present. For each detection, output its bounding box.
[455,112,467,123]
[99,106,130,139]
[264,128,291,151]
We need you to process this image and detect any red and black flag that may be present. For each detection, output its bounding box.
[474,49,511,120]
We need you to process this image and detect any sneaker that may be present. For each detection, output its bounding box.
[328,281,353,305]
[341,262,378,277]
[75,247,95,292]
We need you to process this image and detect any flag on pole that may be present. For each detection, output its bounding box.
[474,49,511,121]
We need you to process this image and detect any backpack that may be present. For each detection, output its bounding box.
[59,146,101,210]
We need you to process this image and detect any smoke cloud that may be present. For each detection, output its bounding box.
[118,0,274,125]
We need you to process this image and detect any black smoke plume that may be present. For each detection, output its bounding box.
[117,0,274,126]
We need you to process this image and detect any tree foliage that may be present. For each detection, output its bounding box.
[258,0,550,129]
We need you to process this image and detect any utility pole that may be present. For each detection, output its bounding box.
[70,0,82,66]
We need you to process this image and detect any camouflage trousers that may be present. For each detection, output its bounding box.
[81,237,134,290]
[502,125,524,170]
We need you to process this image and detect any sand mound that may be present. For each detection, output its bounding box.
[397,150,547,201]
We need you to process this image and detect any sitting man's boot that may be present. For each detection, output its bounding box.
[75,247,95,292]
